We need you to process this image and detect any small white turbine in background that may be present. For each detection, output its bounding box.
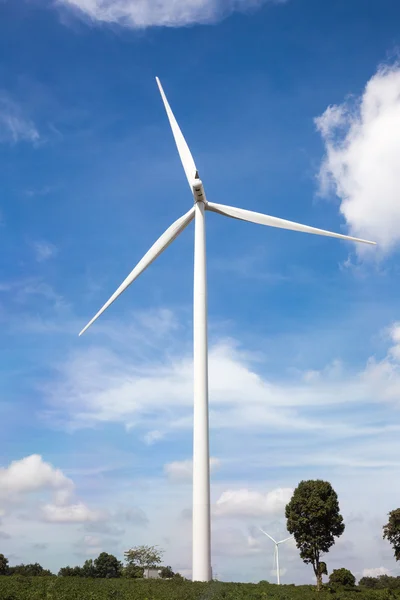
[259,528,293,585]
[79,77,376,582]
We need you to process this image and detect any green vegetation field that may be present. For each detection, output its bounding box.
[1,577,400,600]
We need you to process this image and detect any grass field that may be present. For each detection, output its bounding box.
[0,577,399,600]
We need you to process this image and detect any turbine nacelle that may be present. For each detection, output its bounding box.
[192,179,206,203]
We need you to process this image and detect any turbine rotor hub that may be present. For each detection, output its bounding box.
[192,179,205,203]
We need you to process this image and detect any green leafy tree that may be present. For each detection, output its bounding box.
[8,563,52,576]
[383,508,400,561]
[160,565,175,578]
[329,568,356,587]
[8,563,53,577]
[59,560,106,578]
[93,553,122,578]
[124,545,163,570]
[81,559,96,578]
[122,564,144,578]
[376,575,400,590]
[0,553,9,575]
[58,566,78,577]
[285,480,345,591]
[318,562,328,578]
[358,576,378,589]
[359,575,400,590]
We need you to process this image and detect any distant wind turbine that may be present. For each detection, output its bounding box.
[259,528,293,585]
[79,77,376,582]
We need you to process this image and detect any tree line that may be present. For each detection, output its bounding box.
[322,568,400,589]
[0,480,399,589]
[0,545,182,580]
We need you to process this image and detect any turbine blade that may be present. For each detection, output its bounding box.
[79,207,195,336]
[277,536,293,545]
[206,202,376,246]
[156,77,198,188]
[259,528,277,544]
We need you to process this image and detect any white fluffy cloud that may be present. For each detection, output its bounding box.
[214,487,293,518]
[41,502,107,524]
[316,63,400,254]
[58,0,284,28]
[0,454,73,499]
[362,566,391,578]
[0,455,105,527]
[164,457,220,482]
[0,94,39,145]
[361,322,400,405]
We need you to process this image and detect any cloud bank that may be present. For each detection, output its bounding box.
[362,567,391,578]
[44,322,400,441]
[316,63,400,255]
[0,455,104,525]
[214,487,293,517]
[57,0,285,28]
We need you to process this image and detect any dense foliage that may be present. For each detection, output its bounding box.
[383,509,400,562]
[359,575,400,590]
[319,563,328,578]
[93,553,123,579]
[7,564,53,577]
[57,546,168,579]
[160,565,175,578]
[285,480,345,591]
[0,577,400,600]
[0,556,8,577]
[124,545,163,570]
[0,556,53,578]
[329,568,356,587]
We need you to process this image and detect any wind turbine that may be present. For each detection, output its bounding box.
[259,528,293,585]
[79,77,376,582]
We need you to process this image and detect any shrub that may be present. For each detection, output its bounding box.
[329,568,356,587]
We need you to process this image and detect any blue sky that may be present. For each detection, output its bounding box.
[1,0,400,584]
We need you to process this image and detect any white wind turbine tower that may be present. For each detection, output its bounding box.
[259,528,293,585]
[79,78,376,582]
